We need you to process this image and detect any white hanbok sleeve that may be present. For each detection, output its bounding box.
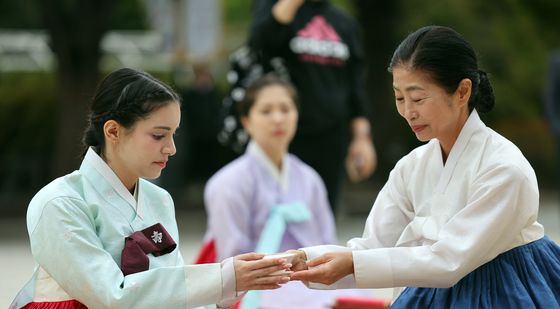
[30,197,229,308]
[301,163,413,289]
[351,163,539,288]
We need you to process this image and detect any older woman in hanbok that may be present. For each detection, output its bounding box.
[289,25,560,308]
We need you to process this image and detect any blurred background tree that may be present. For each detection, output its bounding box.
[1,0,559,210]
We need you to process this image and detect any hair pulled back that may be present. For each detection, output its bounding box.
[82,68,180,155]
[389,25,495,113]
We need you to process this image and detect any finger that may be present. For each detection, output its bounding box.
[255,275,291,285]
[306,255,329,267]
[290,268,321,281]
[235,252,265,261]
[251,264,293,277]
[247,257,288,271]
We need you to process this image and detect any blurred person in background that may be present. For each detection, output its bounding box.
[198,74,373,309]
[10,68,291,309]
[249,0,377,213]
[287,26,560,308]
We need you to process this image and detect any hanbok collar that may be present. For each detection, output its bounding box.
[435,109,485,193]
[82,147,144,218]
[247,141,289,192]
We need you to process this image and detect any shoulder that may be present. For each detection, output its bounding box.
[287,154,327,190]
[481,128,536,180]
[324,4,359,29]
[139,178,171,199]
[205,155,255,194]
[288,154,322,180]
[394,140,438,171]
[29,171,86,209]
[27,171,90,230]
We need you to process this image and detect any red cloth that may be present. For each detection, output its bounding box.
[121,223,177,276]
[22,300,88,309]
[332,296,390,309]
[194,239,217,264]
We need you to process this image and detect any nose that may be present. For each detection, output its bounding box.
[163,137,176,156]
[403,102,418,121]
[272,110,286,123]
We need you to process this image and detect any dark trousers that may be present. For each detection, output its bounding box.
[290,125,348,215]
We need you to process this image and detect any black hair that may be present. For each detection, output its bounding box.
[388,25,495,113]
[238,74,298,117]
[82,68,181,156]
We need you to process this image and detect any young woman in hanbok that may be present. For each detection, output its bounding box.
[10,68,292,309]
[199,75,374,309]
[288,25,560,307]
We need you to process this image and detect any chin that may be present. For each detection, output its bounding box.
[144,171,162,180]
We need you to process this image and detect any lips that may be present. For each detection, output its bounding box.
[411,125,427,133]
[155,161,167,168]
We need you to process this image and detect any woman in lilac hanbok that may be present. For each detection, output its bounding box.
[199,75,374,309]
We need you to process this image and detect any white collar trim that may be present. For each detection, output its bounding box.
[247,141,289,192]
[84,147,143,218]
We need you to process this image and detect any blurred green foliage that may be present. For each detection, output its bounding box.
[0,0,559,190]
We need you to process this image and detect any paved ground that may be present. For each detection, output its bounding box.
[1,189,558,307]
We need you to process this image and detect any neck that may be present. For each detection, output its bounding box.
[262,146,286,170]
[440,111,470,163]
[104,148,137,191]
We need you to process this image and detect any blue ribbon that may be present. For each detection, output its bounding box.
[240,202,311,309]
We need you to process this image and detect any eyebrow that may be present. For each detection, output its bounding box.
[153,126,172,130]
[393,85,425,92]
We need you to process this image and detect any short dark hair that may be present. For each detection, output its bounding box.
[388,25,495,113]
[238,74,298,117]
[82,68,181,155]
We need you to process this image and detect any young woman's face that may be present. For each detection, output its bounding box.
[242,84,298,156]
[392,66,469,153]
[110,102,181,188]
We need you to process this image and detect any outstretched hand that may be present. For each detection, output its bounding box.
[290,251,354,285]
[233,253,292,291]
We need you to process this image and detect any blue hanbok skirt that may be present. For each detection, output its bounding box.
[391,236,560,308]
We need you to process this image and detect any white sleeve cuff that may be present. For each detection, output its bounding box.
[217,257,243,308]
[184,263,222,308]
[353,249,394,288]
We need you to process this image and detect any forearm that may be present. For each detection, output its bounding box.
[351,117,371,141]
[272,0,305,24]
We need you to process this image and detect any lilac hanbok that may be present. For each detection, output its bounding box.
[203,142,371,309]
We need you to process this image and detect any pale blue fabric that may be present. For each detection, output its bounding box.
[240,202,311,309]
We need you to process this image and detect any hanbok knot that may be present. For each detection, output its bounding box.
[241,202,310,309]
[256,202,311,254]
[121,223,176,276]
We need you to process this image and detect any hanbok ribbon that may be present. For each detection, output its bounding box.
[240,202,311,309]
[121,223,176,276]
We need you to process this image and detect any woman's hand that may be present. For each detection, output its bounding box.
[290,251,354,285]
[233,253,292,291]
[286,249,308,272]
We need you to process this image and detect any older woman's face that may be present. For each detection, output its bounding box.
[392,66,470,154]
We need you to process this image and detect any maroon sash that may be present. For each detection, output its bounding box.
[121,223,176,276]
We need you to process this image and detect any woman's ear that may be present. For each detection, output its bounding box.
[103,120,121,145]
[240,116,250,134]
[456,78,472,107]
